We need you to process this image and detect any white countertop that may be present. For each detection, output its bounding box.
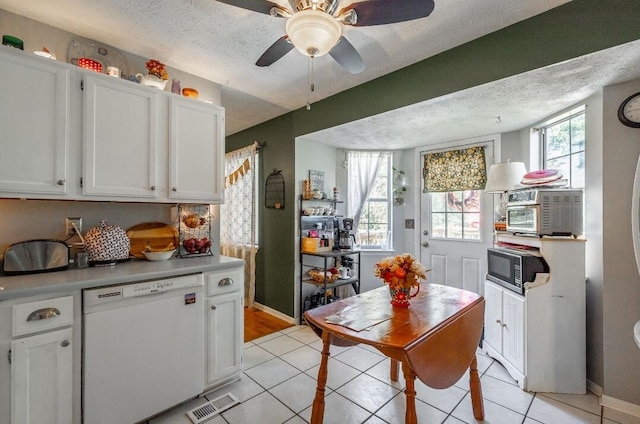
[0,255,244,300]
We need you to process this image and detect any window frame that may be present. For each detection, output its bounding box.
[539,106,586,189]
[356,153,393,250]
[429,189,483,241]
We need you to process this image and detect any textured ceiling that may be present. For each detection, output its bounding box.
[0,0,574,145]
[303,39,640,149]
[4,1,639,150]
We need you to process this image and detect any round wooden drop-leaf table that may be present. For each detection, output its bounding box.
[303,283,486,424]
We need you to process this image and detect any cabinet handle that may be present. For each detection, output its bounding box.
[57,179,65,186]
[150,185,156,191]
[501,323,507,328]
[7,349,10,365]
[211,305,217,310]
[218,278,233,287]
[496,319,501,325]
[172,187,178,192]
[61,340,70,347]
[27,307,61,321]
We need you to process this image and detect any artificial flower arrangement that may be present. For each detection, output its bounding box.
[145,59,168,80]
[374,253,428,291]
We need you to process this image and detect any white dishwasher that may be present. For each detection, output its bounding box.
[83,274,205,424]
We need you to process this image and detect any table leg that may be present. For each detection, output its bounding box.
[469,355,485,420]
[401,361,418,424]
[390,358,399,382]
[310,331,331,424]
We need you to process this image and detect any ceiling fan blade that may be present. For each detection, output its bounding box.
[329,37,365,74]
[343,0,435,26]
[215,0,278,15]
[256,36,294,67]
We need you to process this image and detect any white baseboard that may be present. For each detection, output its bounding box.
[586,379,603,396]
[601,394,640,418]
[250,302,296,325]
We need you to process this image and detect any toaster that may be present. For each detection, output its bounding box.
[3,239,70,276]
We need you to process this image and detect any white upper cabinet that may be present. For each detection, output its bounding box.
[82,74,159,199]
[169,97,225,203]
[0,49,71,197]
[0,47,225,203]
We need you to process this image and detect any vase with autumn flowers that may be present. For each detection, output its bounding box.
[136,58,169,90]
[374,253,428,307]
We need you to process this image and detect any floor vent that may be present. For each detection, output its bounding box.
[186,393,240,424]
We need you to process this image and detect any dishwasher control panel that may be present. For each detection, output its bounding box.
[122,275,202,298]
[84,274,203,308]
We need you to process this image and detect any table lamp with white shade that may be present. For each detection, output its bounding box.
[484,161,528,221]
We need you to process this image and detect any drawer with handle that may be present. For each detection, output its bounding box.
[205,267,244,296]
[12,295,74,337]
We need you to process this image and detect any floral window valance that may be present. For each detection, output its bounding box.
[423,146,487,192]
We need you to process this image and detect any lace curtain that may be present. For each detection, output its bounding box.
[220,142,258,307]
[347,151,391,231]
[423,146,487,192]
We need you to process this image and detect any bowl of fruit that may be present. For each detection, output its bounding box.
[183,237,212,254]
[141,243,176,261]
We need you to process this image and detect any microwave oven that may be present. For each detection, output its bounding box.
[486,247,549,295]
[505,188,583,236]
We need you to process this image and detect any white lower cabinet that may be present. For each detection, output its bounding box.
[484,281,525,378]
[483,233,586,394]
[0,294,80,424]
[204,266,244,389]
[11,328,73,424]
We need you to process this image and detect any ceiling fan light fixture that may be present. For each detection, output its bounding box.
[285,9,341,57]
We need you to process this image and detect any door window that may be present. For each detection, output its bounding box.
[430,190,481,240]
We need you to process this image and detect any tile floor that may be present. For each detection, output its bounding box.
[149,325,640,424]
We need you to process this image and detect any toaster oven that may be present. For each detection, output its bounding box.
[505,188,583,236]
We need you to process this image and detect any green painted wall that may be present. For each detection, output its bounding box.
[226,0,640,317]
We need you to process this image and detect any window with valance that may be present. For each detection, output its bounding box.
[423,146,487,192]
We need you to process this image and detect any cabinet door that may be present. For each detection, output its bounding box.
[83,74,158,198]
[502,290,525,373]
[169,98,224,203]
[0,50,70,196]
[206,292,243,387]
[483,281,503,353]
[11,327,72,424]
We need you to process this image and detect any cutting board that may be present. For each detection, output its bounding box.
[126,222,179,259]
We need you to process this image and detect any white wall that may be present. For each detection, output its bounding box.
[584,90,605,389]
[294,137,338,318]
[601,79,640,406]
[0,10,221,104]
[516,83,640,408]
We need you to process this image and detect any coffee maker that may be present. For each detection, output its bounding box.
[336,218,356,250]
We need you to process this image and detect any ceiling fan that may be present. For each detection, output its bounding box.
[215,0,436,74]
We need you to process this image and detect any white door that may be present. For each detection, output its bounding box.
[168,97,225,203]
[206,292,243,387]
[11,328,73,424]
[419,136,497,295]
[502,289,525,373]
[83,74,159,199]
[483,281,503,353]
[0,49,71,197]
